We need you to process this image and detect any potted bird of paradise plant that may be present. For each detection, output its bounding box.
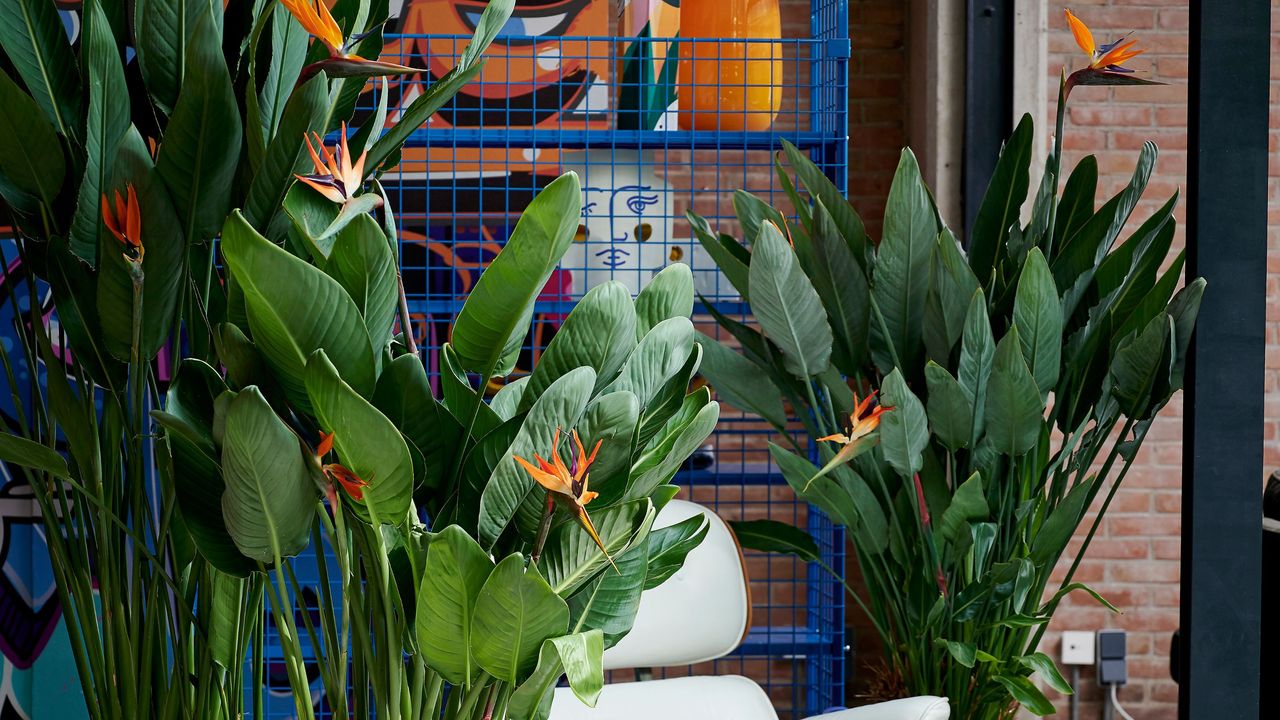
[694,11,1197,719]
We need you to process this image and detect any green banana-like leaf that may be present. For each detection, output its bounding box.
[372,355,461,495]
[624,390,718,503]
[305,349,413,523]
[687,210,750,300]
[924,229,979,363]
[541,499,653,596]
[634,263,694,339]
[794,198,870,376]
[732,190,788,247]
[97,128,185,361]
[1012,248,1062,397]
[939,473,988,544]
[567,540,649,643]
[958,290,994,445]
[219,386,316,563]
[643,514,710,590]
[781,139,870,267]
[968,114,1032,284]
[924,361,974,451]
[453,173,581,378]
[568,391,640,505]
[878,368,929,477]
[220,210,377,410]
[244,72,329,229]
[491,377,530,421]
[321,213,398,359]
[521,281,636,409]
[155,6,241,244]
[871,149,937,373]
[748,220,832,378]
[696,333,787,430]
[984,328,1043,457]
[0,71,64,212]
[134,0,207,113]
[0,0,81,144]
[67,0,130,264]
[508,630,605,719]
[470,554,570,684]
[729,518,820,563]
[478,367,596,548]
[603,316,695,411]
[416,525,494,685]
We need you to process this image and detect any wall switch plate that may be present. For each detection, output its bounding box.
[1061,631,1096,665]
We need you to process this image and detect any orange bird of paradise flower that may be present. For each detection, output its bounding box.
[1063,9,1159,96]
[281,0,416,79]
[295,122,377,208]
[101,184,143,264]
[809,391,892,489]
[514,428,618,571]
[316,431,370,504]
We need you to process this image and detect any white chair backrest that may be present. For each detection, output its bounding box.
[603,500,750,670]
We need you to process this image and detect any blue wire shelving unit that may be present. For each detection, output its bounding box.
[261,2,850,717]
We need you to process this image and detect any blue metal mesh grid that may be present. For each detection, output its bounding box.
[257,2,850,717]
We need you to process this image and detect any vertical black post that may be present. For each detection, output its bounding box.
[1181,1,1269,717]
[962,0,1013,237]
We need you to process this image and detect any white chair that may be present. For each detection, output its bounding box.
[551,500,950,719]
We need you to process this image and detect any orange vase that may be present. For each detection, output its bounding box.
[677,0,783,132]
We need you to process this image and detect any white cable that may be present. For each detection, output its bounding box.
[1110,684,1136,720]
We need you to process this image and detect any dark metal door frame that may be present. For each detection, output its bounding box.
[1181,1,1268,717]
[961,1,1014,236]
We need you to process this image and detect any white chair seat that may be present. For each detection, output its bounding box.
[815,696,951,720]
[549,675,776,720]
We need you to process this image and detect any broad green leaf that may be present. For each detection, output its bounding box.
[935,638,977,668]
[795,199,870,376]
[1030,477,1096,565]
[696,333,787,429]
[155,7,241,244]
[478,368,596,548]
[491,377,530,421]
[782,139,869,268]
[634,263,694,339]
[244,72,328,228]
[219,387,315,562]
[508,631,604,719]
[1042,582,1119,614]
[635,344,702,449]
[733,190,788,247]
[372,355,461,493]
[471,554,570,684]
[729,519,820,563]
[968,114,1032,284]
[924,361,973,451]
[282,176,341,258]
[306,350,414,523]
[322,213,398,358]
[522,281,636,408]
[97,128,185,361]
[364,0,515,172]
[872,149,937,372]
[769,444,888,554]
[416,525,494,685]
[220,210,377,410]
[958,290,994,444]
[255,5,309,154]
[924,229,979,362]
[0,70,63,211]
[453,173,581,378]
[623,392,718,502]
[749,220,832,378]
[939,473,987,543]
[214,323,271,391]
[206,570,246,669]
[1018,652,1073,695]
[153,361,255,576]
[541,499,652,596]
[603,317,694,410]
[68,0,131,264]
[688,210,750,299]
[1165,278,1206,389]
[878,368,929,477]
[984,328,1042,456]
[571,391,640,504]
[441,344,501,437]
[993,674,1055,716]
[1109,312,1170,418]
[0,0,81,143]
[134,0,206,113]
[1050,155,1099,257]
[567,541,648,644]
[0,433,68,478]
[1012,248,1062,397]
[643,514,709,589]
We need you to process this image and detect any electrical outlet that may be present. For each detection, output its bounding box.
[1061,631,1096,665]
[1097,630,1128,685]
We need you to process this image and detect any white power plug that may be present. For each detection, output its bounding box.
[1061,630,1096,666]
